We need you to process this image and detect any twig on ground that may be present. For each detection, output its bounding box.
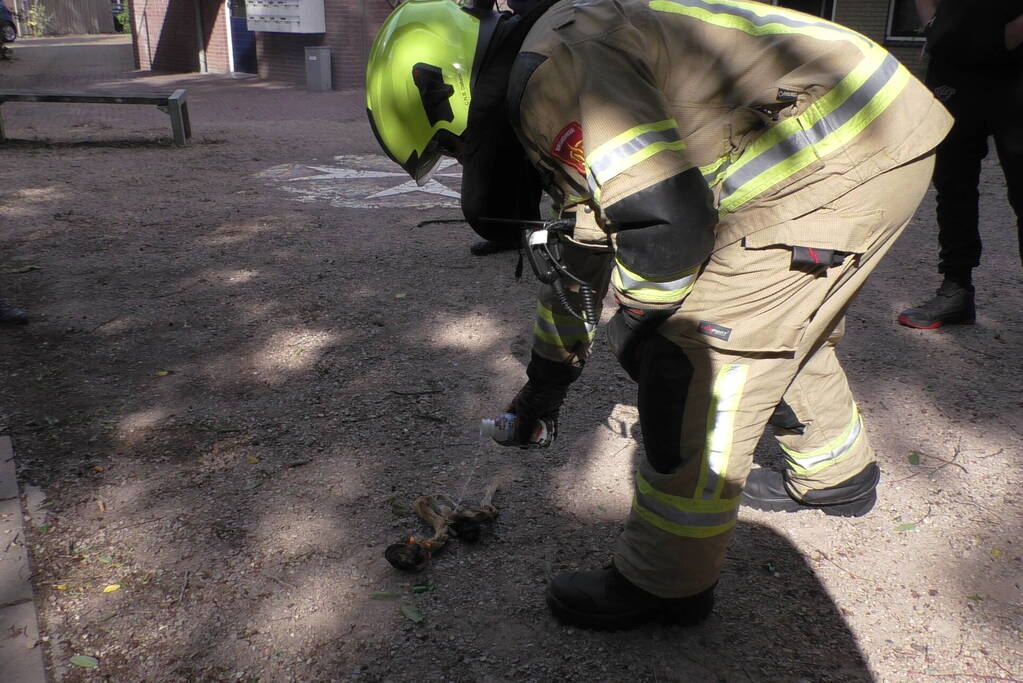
[814,550,871,583]
[413,218,465,229]
[389,389,444,396]
[904,672,1020,682]
[107,517,163,533]
[339,413,386,424]
[88,316,121,333]
[262,573,298,589]
[176,570,190,604]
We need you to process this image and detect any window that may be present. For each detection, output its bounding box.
[887,0,926,41]
[770,0,836,20]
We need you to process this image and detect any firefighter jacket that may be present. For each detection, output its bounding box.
[507,0,953,364]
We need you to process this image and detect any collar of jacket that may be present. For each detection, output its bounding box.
[463,0,560,154]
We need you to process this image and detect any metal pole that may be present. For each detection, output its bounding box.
[193,0,207,73]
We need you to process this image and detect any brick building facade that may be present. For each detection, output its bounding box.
[127,0,927,91]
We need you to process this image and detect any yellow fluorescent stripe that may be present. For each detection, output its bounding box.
[722,46,885,188]
[614,259,699,284]
[593,141,686,186]
[696,364,749,499]
[648,1,871,54]
[636,473,741,513]
[612,278,694,303]
[632,501,737,538]
[720,67,908,211]
[699,154,729,183]
[587,119,679,166]
[532,325,592,348]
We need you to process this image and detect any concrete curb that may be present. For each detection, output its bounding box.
[0,435,47,683]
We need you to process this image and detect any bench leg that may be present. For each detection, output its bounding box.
[0,104,5,142]
[166,99,188,146]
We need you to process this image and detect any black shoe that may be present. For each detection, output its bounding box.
[898,280,975,329]
[469,240,519,256]
[0,300,28,325]
[742,463,879,517]
[545,564,714,631]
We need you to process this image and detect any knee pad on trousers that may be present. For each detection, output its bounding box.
[636,334,694,474]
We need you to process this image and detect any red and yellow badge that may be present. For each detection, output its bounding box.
[550,122,586,175]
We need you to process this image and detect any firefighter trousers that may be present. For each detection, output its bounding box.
[613,154,935,598]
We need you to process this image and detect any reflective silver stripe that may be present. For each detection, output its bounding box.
[700,364,748,499]
[655,0,869,46]
[589,127,683,186]
[634,488,739,529]
[786,412,863,473]
[720,53,900,204]
[614,263,698,296]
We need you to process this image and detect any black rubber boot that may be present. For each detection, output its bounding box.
[545,564,714,631]
[897,280,975,329]
[469,240,518,256]
[0,300,28,325]
[742,463,879,517]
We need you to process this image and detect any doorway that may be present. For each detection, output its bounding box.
[228,0,257,74]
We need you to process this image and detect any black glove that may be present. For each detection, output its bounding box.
[504,351,582,446]
[606,306,674,382]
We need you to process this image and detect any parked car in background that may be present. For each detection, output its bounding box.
[0,0,17,43]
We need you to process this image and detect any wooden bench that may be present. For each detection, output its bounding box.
[0,89,191,146]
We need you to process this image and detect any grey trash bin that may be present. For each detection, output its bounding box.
[305,46,333,92]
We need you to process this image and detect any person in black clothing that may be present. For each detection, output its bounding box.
[898,0,1023,329]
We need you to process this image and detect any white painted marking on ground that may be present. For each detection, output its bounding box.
[258,154,462,209]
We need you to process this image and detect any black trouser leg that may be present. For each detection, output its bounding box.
[932,100,990,281]
[993,109,1023,269]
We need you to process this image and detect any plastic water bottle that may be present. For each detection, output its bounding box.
[480,412,555,448]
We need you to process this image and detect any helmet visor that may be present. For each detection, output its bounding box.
[407,129,464,185]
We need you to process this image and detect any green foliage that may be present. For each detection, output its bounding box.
[21,1,54,37]
[116,3,130,34]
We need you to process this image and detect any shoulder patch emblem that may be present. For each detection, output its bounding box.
[551,122,586,175]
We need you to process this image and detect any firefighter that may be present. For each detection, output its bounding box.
[366,0,952,630]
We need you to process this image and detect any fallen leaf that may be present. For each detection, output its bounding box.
[401,604,424,623]
[412,584,434,594]
[370,591,400,600]
[97,555,114,564]
[991,547,1003,558]
[247,455,260,464]
[70,655,99,668]
[894,523,917,532]
[394,293,407,299]
[907,452,921,466]
[967,594,984,601]
[93,465,104,473]
[5,264,41,274]
[97,500,106,513]
[155,369,174,377]
[53,584,68,591]
[102,584,121,593]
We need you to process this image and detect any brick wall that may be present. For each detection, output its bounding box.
[832,0,926,76]
[130,0,229,73]
[129,0,927,88]
[257,0,393,91]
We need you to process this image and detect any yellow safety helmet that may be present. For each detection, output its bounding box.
[366,0,500,184]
